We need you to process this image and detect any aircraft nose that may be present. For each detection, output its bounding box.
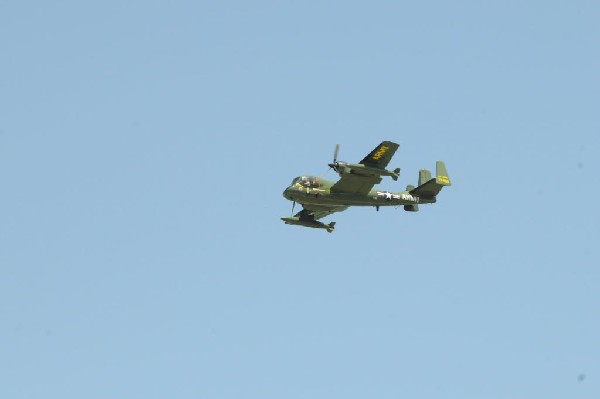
[282,187,291,200]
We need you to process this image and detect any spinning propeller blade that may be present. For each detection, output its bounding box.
[328,144,341,171]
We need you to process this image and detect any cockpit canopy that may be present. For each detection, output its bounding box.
[290,176,320,188]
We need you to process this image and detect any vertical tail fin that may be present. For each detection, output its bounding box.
[410,161,451,198]
[435,161,451,186]
[419,169,432,186]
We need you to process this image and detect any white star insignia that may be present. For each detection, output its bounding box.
[377,191,396,201]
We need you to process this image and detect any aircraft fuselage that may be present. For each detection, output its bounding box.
[282,177,436,207]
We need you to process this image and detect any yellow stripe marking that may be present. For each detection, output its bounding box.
[436,176,450,184]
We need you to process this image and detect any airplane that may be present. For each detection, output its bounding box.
[281,141,451,232]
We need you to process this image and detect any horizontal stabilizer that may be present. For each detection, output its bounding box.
[410,179,442,198]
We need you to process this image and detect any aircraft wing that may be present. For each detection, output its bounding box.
[330,174,382,195]
[330,141,399,195]
[295,204,349,221]
[359,140,399,169]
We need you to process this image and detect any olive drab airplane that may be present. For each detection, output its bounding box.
[281,141,451,232]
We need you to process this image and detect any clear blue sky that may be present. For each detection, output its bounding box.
[1,1,599,398]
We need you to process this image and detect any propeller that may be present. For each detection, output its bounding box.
[291,201,296,215]
[328,144,340,172]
